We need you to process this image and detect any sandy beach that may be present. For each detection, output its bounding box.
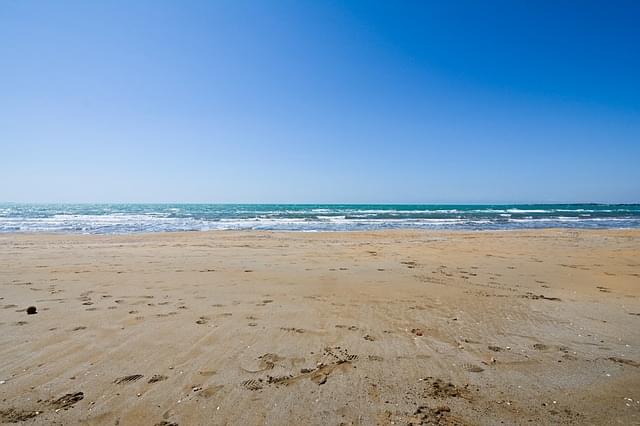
[1,229,639,425]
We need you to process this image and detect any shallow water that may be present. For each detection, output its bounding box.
[1,203,639,233]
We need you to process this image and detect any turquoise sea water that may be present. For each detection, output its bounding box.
[0,204,639,233]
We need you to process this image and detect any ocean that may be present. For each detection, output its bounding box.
[1,203,639,234]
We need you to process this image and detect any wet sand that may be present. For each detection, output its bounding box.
[1,229,639,425]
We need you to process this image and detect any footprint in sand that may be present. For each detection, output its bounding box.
[148,374,168,383]
[267,375,293,385]
[413,406,455,425]
[310,371,328,385]
[258,353,283,369]
[324,347,359,363]
[460,363,484,373]
[200,384,224,398]
[336,324,359,331]
[533,343,550,351]
[241,379,263,391]
[239,353,283,373]
[608,357,640,367]
[533,343,569,352]
[48,391,84,409]
[280,327,305,333]
[423,377,469,399]
[114,374,144,384]
[0,408,39,422]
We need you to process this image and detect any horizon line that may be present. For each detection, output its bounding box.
[1,201,638,206]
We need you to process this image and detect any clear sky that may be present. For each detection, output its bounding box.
[1,1,639,203]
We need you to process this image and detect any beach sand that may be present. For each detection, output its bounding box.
[1,229,639,425]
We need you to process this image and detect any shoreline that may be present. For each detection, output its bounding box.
[2,226,640,237]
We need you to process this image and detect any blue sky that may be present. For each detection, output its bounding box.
[1,0,639,203]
